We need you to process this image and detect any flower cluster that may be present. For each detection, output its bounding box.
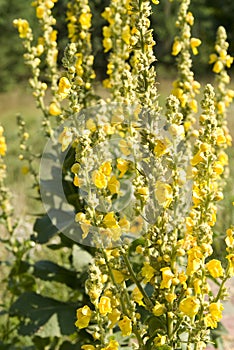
[171,0,201,136]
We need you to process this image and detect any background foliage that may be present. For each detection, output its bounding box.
[0,0,234,91]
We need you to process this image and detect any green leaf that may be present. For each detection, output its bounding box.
[32,214,59,244]
[33,260,82,289]
[10,292,77,337]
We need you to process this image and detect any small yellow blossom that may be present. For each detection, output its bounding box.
[92,170,107,189]
[49,102,61,116]
[13,19,30,39]
[153,302,166,316]
[179,296,200,318]
[103,37,112,52]
[99,161,112,176]
[186,11,194,26]
[122,25,131,45]
[58,77,71,99]
[98,296,112,315]
[101,340,119,350]
[155,181,173,208]
[112,270,125,284]
[154,334,167,347]
[75,305,92,329]
[107,175,120,194]
[118,217,130,231]
[108,308,121,328]
[172,40,182,56]
[81,346,95,350]
[154,139,169,157]
[187,246,203,276]
[118,315,132,336]
[79,12,92,30]
[226,254,234,275]
[132,287,145,306]
[209,302,223,322]
[36,5,44,19]
[0,127,7,156]
[160,267,174,289]
[190,38,201,55]
[117,158,129,178]
[141,262,155,283]
[206,259,223,278]
[102,212,118,228]
[75,212,91,239]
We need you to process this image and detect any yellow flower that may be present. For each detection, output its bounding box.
[58,127,73,152]
[107,175,120,194]
[204,314,217,329]
[154,334,167,347]
[49,102,61,116]
[112,270,125,284]
[117,158,129,178]
[187,246,203,276]
[75,212,91,239]
[153,302,166,316]
[71,163,80,174]
[58,77,71,99]
[103,37,112,52]
[172,40,182,56]
[108,308,121,328]
[99,161,112,176]
[179,296,200,318]
[79,12,92,30]
[92,170,107,189]
[118,316,132,336]
[122,25,131,45]
[141,262,155,283]
[36,5,44,19]
[81,346,95,350]
[101,340,119,350]
[190,151,206,166]
[154,139,169,157]
[98,296,112,315]
[75,305,92,329]
[0,127,7,156]
[13,19,30,39]
[73,174,81,187]
[218,151,228,166]
[160,267,174,289]
[209,302,223,322]
[132,287,145,306]
[226,254,234,276]
[206,259,223,278]
[213,60,223,73]
[102,212,118,228]
[186,11,194,26]
[155,181,173,208]
[190,38,201,55]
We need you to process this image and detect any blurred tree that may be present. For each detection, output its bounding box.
[0,0,38,91]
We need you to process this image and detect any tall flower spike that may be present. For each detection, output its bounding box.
[102,0,134,103]
[65,0,97,111]
[171,0,201,139]
[129,0,160,112]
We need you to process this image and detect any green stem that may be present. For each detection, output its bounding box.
[122,251,154,309]
[102,249,146,349]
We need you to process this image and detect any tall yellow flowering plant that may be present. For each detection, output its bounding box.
[12,0,234,349]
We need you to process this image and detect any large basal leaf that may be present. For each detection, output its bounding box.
[10,292,77,337]
[33,260,82,290]
[32,214,59,244]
